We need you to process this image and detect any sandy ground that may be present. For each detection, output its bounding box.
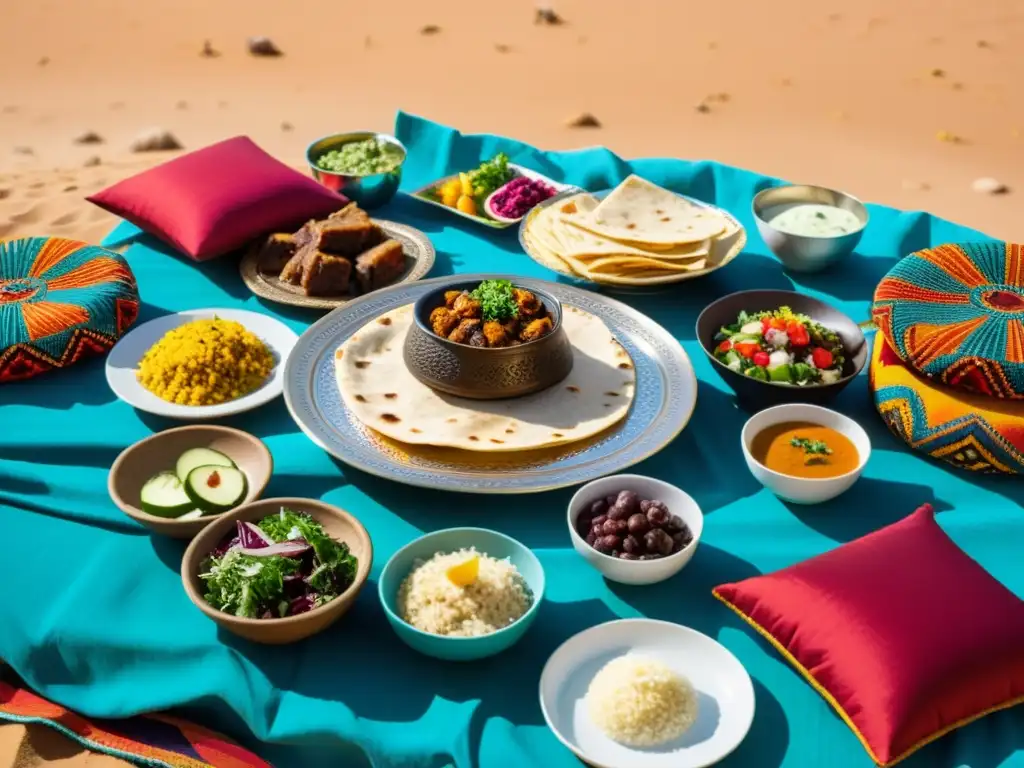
[1,0,1022,248]
[0,1,1022,765]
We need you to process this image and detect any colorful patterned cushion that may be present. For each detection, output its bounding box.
[870,333,1024,473]
[714,504,1024,767]
[0,238,139,382]
[87,136,347,261]
[872,241,1024,399]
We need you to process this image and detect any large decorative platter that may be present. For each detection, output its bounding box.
[519,189,746,289]
[239,219,436,311]
[284,274,697,493]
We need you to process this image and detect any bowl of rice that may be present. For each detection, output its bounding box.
[378,527,545,661]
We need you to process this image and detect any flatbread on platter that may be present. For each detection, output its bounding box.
[335,304,636,452]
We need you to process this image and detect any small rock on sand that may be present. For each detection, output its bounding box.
[695,103,711,114]
[73,130,103,145]
[929,68,946,78]
[129,128,182,153]
[281,121,294,131]
[495,43,511,53]
[247,36,282,57]
[37,56,49,67]
[902,179,931,191]
[13,146,34,156]
[972,177,1009,195]
[176,100,188,110]
[2,106,18,114]
[63,185,78,192]
[84,155,102,167]
[0,189,10,200]
[566,113,600,128]
[535,7,565,25]
[420,25,441,35]
[201,40,219,57]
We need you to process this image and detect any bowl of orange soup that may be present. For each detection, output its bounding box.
[741,403,870,504]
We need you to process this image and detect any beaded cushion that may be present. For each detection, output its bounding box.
[872,241,1024,399]
[869,333,1024,474]
[0,237,139,382]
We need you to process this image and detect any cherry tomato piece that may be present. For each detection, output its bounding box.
[812,347,834,369]
[717,340,732,353]
[753,351,771,367]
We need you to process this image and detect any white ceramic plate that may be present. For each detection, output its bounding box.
[539,619,755,768]
[106,308,299,420]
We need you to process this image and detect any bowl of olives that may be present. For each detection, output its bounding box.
[567,474,704,585]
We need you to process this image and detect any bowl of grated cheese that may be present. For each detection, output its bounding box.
[378,527,545,661]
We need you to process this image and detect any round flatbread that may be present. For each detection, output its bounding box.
[568,175,731,246]
[335,304,636,451]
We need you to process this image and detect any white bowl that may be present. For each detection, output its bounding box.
[539,619,755,768]
[568,475,704,585]
[740,403,871,504]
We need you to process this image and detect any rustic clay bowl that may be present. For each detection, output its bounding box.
[181,497,373,645]
[402,278,574,399]
[108,425,272,539]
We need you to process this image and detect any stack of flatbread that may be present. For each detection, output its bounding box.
[522,175,743,285]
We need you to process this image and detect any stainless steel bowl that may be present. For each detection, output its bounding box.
[403,279,574,400]
[306,131,406,209]
[752,184,869,273]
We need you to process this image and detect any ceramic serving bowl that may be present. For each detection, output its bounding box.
[567,474,704,585]
[695,289,868,411]
[752,184,869,273]
[378,527,545,661]
[181,498,373,644]
[741,403,871,504]
[403,278,574,399]
[108,425,272,539]
[306,131,406,209]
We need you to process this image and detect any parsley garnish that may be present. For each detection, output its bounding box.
[790,436,833,465]
[471,279,519,321]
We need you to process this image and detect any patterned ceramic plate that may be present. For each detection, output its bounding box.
[284,275,697,493]
[518,189,747,290]
[239,220,436,311]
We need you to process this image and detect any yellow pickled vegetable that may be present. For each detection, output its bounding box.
[456,194,477,215]
[459,172,474,197]
[441,186,460,208]
[446,554,480,587]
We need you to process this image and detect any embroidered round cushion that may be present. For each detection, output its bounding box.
[872,241,1024,399]
[0,237,140,382]
[869,333,1024,474]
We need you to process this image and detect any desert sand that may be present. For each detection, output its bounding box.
[1,0,1022,248]
[0,0,1022,764]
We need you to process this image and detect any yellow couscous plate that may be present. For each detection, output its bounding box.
[105,308,299,419]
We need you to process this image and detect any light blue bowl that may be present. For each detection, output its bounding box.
[378,527,545,661]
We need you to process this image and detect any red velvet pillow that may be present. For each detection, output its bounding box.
[713,504,1024,766]
[87,136,346,261]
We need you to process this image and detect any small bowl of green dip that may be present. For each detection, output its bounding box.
[307,131,407,209]
[752,184,869,274]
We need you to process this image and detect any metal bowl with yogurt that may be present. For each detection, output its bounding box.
[752,184,869,274]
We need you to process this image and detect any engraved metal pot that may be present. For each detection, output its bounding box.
[403,279,574,400]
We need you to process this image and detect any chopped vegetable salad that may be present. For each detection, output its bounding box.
[713,307,845,385]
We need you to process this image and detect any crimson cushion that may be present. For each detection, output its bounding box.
[713,504,1024,766]
[87,136,347,261]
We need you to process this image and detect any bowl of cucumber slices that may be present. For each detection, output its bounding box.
[108,425,273,539]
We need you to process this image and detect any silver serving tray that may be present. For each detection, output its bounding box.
[284,274,697,494]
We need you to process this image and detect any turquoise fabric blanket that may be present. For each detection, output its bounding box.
[1,111,1022,768]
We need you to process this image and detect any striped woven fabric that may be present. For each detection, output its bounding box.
[869,333,1024,474]
[872,241,1024,399]
[0,237,139,382]
[0,678,272,768]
